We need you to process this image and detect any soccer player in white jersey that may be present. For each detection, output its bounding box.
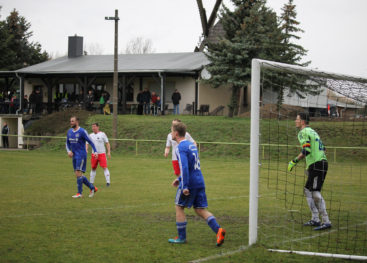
[164,119,196,177]
[86,123,112,187]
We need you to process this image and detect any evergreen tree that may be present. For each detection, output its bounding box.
[0,7,14,71]
[0,9,49,71]
[280,0,309,66]
[205,0,284,117]
[271,0,319,110]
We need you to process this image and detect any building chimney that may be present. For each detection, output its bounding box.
[68,35,83,58]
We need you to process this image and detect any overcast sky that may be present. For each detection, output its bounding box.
[1,0,367,78]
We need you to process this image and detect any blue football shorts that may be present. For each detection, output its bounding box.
[175,187,208,209]
[73,156,87,173]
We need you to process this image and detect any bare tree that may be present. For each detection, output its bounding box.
[48,51,67,59]
[85,42,104,55]
[124,37,155,54]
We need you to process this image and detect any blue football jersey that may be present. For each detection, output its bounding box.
[176,140,205,190]
[66,127,96,158]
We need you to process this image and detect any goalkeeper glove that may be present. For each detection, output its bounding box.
[288,158,299,172]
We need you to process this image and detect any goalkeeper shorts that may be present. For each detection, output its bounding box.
[305,159,328,191]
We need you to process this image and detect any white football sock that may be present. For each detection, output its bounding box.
[304,188,320,222]
[104,168,110,184]
[90,169,96,184]
[312,191,330,224]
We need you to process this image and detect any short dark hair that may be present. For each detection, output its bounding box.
[70,116,79,122]
[172,122,186,137]
[298,112,310,124]
[92,122,99,127]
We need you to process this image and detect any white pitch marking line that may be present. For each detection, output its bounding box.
[190,221,367,263]
[189,245,250,263]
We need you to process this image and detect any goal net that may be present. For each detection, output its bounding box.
[249,59,367,260]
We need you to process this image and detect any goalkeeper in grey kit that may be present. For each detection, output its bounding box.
[288,113,331,230]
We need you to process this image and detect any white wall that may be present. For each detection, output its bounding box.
[0,116,24,148]
[263,87,328,108]
[198,83,231,116]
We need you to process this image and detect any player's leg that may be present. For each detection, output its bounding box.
[195,208,220,231]
[303,167,321,226]
[90,169,97,183]
[312,160,331,230]
[82,156,99,198]
[77,156,97,197]
[90,154,98,184]
[169,189,189,244]
[71,157,83,198]
[193,188,226,246]
[303,188,320,225]
[73,169,84,198]
[312,191,331,229]
[103,168,110,186]
[175,205,187,240]
[79,158,93,189]
[99,153,110,186]
[168,205,187,244]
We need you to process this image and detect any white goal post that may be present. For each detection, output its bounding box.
[249,58,367,260]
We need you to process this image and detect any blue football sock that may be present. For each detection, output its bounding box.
[207,216,220,234]
[82,176,94,190]
[176,221,187,240]
[77,176,83,194]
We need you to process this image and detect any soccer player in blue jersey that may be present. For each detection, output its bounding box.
[66,116,98,198]
[168,122,226,246]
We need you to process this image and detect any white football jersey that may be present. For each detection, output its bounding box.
[88,132,109,153]
[166,132,195,160]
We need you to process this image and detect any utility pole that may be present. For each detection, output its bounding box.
[105,9,119,149]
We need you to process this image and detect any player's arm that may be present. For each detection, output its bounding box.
[102,133,111,158]
[106,142,111,158]
[83,131,98,156]
[288,135,310,172]
[85,142,89,154]
[164,147,170,158]
[164,134,171,157]
[177,149,189,194]
[66,135,73,158]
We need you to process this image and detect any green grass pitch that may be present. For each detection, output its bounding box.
[1,150,363,262]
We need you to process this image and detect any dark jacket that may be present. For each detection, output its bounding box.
[29,93,36,104]
[34,92,43,104]
[23,98,29,109]
[142,91,151,104]
[172,92,181,105]
[86,94,94,103]
[137,92,144,104]
[2,125,9,136]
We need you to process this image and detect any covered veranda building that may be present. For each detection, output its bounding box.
[0,38,229,115]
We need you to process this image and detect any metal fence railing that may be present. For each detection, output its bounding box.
[1,134,367,163]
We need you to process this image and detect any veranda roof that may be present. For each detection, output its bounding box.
[15,52,210,75]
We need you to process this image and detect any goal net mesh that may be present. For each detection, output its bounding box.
[254,60,367,257]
